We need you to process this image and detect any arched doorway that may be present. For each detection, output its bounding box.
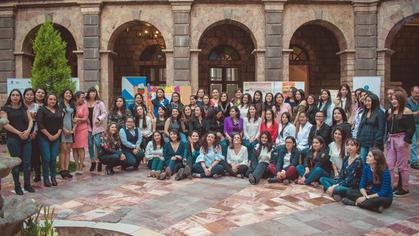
[387,16,419,92]
[111,21,166,97]
[198,21,255,97]
[22,24,77,78]
[289,23,342,95]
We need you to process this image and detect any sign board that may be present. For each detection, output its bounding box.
[146,86,192,111]
[353,76,381,98]
[121,76,147,106]
[7,78,80,95]
[243,81,305,98]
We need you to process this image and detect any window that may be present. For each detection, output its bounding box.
[290,45,308,65]
[209,45,240,62]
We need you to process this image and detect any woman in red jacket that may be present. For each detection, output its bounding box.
[260,109,279,142]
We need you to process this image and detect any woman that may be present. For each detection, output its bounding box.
[98,123,126,176]
[108,96,131,130]
[152,106,167,134]
[144,131,165,178]
[341,148,392,213]
[238,93,252,118]
[151,88,170,118]
[210,88,220,107]
[296,136,332,186]
[268,136,300,184]
[262,92,274,118]
[352,89,366,138]
[273,92,292,122]
[135,105,153,147]
[161,129,187,180]
[334,84,355,124]
[224,106,244,143]
[328,127,348,178]
[86,87,107,172]
[231,89,243,107]
[331,107,352,138]
[248,131,274,185]
[243,105,261,152]
[189,95,198,112]
[72,91,88,175]
[32,87,46,182]
[164,108,186,142]
[357,93,385,161]
[180,105,193,136]
[1,89,34,194]
[260,109,278,142]
[386,90,415,197]
[128,93,147,117]
[202,94,212,118]
[37,94,63,187]
[167,91,184,114]
[189,106,209,136]
[306,94,319,125]
[209,107,225,141]
[308,111,331,146]
[193,132,225,178]
[320,138,363,201]
[253,90,264,117]
[23,88,38,119]
[276,112,296,147]
[318,89,335,126]
[196,88,205,107]
[119,117,144,169]
[285,87,298,111]
[292,89,307,123]
[219,92,231,117]
[295,111,312,152]
[226,133,249,177]
[185,131,201,173]
[58,89,75,179]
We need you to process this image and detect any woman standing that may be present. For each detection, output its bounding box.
[23,88,39,182]
[164,108,186,142]
[306,94,319,125]
[72,91,88,175]
[210,89,220,108]
[248,131,274,185]
[32,88,46,182]
[243,105,261,151]
[145,131,165,178]
[238,93,252,117]
[219,92,231,117]
[108,96,132,130]
[58,89,75,179]
[334,84,355,124]
[268,136,301,184]
[260,110,279,142]
[189,106,209,136]
[151,88,170,118]
[328,127,348,178]
[135,106,153,147]
[37,94,63,187]
[262,93,274,118]
[1,89,34,194]
[86,87,107,172]
[285,87,298,111]
[180,105,193,136]
[276,112,296,147]
[196,88,205,107]
[160,129,187,180]
[224,106,244,143]
[202,94,212,118]
[357,93,385,161]
[98,123,126,176]
[318,89,335,126]
[273,92,292,122]
[128,94,147,117]
[386,90,415,197]
[292,89,307,122]
[253,90,264,117]
[152,106,167,134]
[226,134,249,177]
[167,92,184,114]
[231,89,243,107]
[193,132,225,178]
[331,107,352,138]
[209,107,225,141]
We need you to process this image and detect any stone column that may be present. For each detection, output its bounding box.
[73,50,84,90]
[252,49,266,82]
[163,49,174,86]
[0,6,15,97]
[353,0,378,76]
[99,50,115,107]
[337,50,356,86]
[282,49,293,82]
[377,48,393,103]
[170,0,193,84]
[81,3,101,90]
[190,48,201,93]
[263,0,285,81]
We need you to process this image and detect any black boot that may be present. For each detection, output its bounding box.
[97,162,102,172]
[65,170,73,178]
[60,170,67,179]
[24,185,35,193]
[90,162,96,172]
[105,166,114,176]
[15,186,24,195]
[33,167,41,182]
[51,177,57,186]
[44,179,52,187]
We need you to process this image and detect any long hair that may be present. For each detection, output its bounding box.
[256,131,273,158]
[59,88,76,118]
[23,88,35,105]
[333,127,348,160]
[35,87,47,104]
[136,105,148,129]
[4,89,24,108]
[170,91,181,104]
[253,90,263,104]
[111,96,127,115]
[229,133,242,149]
[296,89,305,103]
[152,131,165,149]
[284,136,297,152]
[370,148,387,185]
[274,92,285,110]
[332,107,348,126]
[85,87,101,101]
[307,94,318,113]
[311,135,327,158]
[389,90,407,118]
[230,106,241,120]
[280,112,292,137]
[264,92,274,106]
[337,84,353,113]
[319,89,332,112]
[201,132,219,154]
[247,104,259,122]
[241,93,252,108]
[361,93,380,122]
[264,109,275,125]
[188,130,201,153]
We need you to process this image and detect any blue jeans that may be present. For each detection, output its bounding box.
[122,150,144,168]
[249,160,269,184]
[220,139,229,159]
[6,137,32,187]
[359,146,370,162]
[88,132,102,161]
[167,159,184,173]
[99,151,123,168]
[38,136,60,180]
[243,139,258,158]
[319,177,352,197]
[193,163,224,178]
[296,165,330,185]
[411,124,419,165]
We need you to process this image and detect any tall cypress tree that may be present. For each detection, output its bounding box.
[31,21,75,95]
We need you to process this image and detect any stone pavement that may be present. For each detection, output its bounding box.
[1,145,419,235]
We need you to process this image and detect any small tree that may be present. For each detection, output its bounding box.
[31,21,75,95]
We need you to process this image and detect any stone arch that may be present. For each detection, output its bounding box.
[384,13,419,49]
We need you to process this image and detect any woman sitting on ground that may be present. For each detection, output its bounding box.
[225,133,249,177]
[268,136,301,185]
[145,131,165,178]
[99,123,127,175]
[248,131,274,185]
[319,138,363,201]
[119,117,144,170]
[340,148,392,213]
[184,131,201,175]
[193,132,225,178]
[160,129,187,180]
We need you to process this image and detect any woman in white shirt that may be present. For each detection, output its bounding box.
[295,111,312,152]
[226,133,249,177]
[238,93,252,117]
[145,131,165,178]
[328,127,347,177]
[243,105,261,150]
[276,112,296,147]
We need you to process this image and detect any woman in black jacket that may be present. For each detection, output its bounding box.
[268,136,301,184]
[189,106,209,136]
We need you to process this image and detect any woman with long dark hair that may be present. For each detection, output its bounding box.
[273,92,292,122]
[167,91,184,114]
[1,89,34,194]
[292,89,307,122]
[31,87,46,182]
[306,94,319,125]
[202,94,212,118]
[58,89,76,179]
[152,106,167,134]
[98,123,126,176]
[151,88,169,118]
[226,133,249,177]
[219,92,231,117]
[243,105,261,152]
[135,105,152,147]
[180,105,193,136]
[334,84,355,124]
[262,92,274,118]
[164,107,186,142]
[224,106,244,143]
[193,132,225,178]
[160,129,187,180]
[331,107,352,138]
[239,93,252,118]
[108,96,132,130]
[253,90,264,117]
[341,148,392,213]
[37,94,63,187]
[260,109,278,142]
[248,131,274,185]
[185,130,201,172]
[231,88,243,107]
[285,87,298,111]
[86,87,107,172]
[308,111,331,146]
[275,112,296,147]
[268,136,301,184]
[145,131,165,178]
[328,127,348,178]
[318,89,335,126]
[386,90,415,197]
[189,106,209,136]
[210,88,220,108]
[72,91,88,175]
[128,93,147,117]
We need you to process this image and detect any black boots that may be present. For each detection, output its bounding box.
[51,177,57,186]
[90,162,96,172]
[90,162,102,172]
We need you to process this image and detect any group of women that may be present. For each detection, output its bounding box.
[1,84,416,214]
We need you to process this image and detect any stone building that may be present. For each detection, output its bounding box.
[0,0,418,105]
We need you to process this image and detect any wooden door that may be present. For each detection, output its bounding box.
[289,64,309,94]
